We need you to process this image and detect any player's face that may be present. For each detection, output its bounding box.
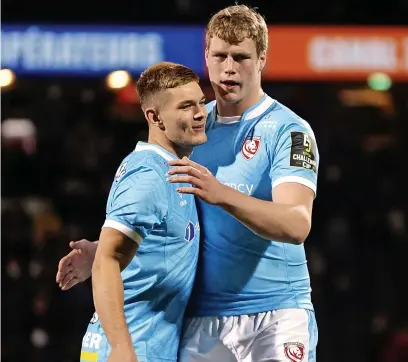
[206,36,266,105]
[159,82,207,147]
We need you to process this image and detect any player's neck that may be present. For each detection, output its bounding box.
[147,136,192,159]
[216,87,264,117]
[172,144,193,159]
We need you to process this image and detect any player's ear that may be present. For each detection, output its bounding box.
[144,107,164,130]
[259,51,266,72]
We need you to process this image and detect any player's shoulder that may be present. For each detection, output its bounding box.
[255,100,315,141]
[114,142,172,184]
[270,101,315,138]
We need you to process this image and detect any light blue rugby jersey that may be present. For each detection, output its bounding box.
[187,94,319,317]
[81,142,200,362]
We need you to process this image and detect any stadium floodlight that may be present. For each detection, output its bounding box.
[0,68,16,88]
[106,70,131,89]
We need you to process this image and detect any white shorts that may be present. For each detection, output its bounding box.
[179,309,318,362]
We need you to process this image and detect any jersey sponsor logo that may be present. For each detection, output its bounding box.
[241,136,261,160]
[290,132,317,173]
[224,182,254,196]
[284,342,305,362]
[184,221,195,242]
[114,161,127,181]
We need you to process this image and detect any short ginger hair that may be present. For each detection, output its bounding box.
[136,62,200,108]
[206,5,268,56]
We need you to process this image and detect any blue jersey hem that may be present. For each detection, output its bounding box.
[134,357,177,362]
[187,301,314,317]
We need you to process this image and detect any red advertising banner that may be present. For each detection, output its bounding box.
[265,26,408,80]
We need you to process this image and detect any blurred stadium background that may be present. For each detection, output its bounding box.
[1,1,408,361]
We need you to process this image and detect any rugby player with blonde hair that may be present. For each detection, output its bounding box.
[169,6,319,361]
[78,62,206,362]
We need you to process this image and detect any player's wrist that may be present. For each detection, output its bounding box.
[110,335,133,349]
[215,183,237,207]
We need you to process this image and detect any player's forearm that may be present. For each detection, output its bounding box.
[219,187,310,244]
[92,255,133,349]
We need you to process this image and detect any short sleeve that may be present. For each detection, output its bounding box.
[103,165,168,242]
[269,122,319,196]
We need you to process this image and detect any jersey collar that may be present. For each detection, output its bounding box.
[242,94,275,121]
[134,142,178,161]
[211,94,275,122]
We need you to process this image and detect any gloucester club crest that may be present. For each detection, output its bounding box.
[241,136,261,160]
[284,342,305,362]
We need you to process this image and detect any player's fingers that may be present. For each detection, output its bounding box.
[59,264,74,278]
[167,176,203,188]
[167,166,202,178]
[176,187,201,196]
[59,270,76,289]
[57,255,72,275]
[61,276,79,291]
[179,157,208,173]
[71,240,90,254]
[167,157,191,167]
[56,265,73,283]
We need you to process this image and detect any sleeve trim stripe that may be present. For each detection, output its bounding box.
[102,220,143,244]
[272,176,316,195]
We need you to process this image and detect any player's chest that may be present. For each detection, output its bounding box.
[167,185,199,243]
[193,134,271,199]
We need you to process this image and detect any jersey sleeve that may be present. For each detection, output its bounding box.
[103,164,168,243]
[269,121,319,196]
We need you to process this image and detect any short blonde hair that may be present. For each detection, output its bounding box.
[136,62,200,107]
[206,5,268,56]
